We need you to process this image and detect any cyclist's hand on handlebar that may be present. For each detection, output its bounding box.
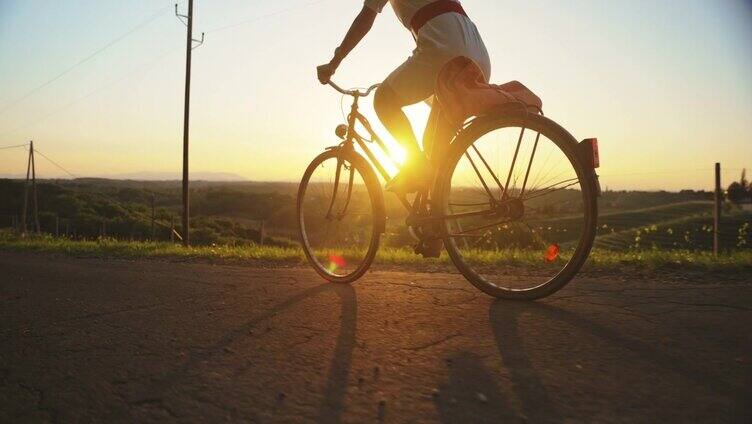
[317,62,337,85]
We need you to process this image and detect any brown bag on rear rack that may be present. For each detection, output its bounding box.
[435,56,543,125]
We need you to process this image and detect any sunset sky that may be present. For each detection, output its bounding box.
[0,0,750,190]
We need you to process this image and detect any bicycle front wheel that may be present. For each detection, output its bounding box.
[297,148,385,283]
[436,112,598,300]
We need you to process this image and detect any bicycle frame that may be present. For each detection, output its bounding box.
[323,81,579,240]
[343,94,396,185]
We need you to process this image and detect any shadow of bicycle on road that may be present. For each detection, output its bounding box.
[484,298,745,423]
[434,296,748,423]
[148,281,356,423]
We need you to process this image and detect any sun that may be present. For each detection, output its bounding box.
[351,100,433,180]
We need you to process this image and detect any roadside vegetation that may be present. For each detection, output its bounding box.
[1,178,750,274]
[1,232,750,274]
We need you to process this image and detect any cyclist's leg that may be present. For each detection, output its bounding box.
[423,100,455,169]
[373,83,422,162]
[373,52,438,163]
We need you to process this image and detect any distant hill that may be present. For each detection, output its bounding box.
[0,172,250,181]
[102,171,249,181]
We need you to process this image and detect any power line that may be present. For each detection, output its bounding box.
[0,143,29,150]
[0,47,182,137]
[600,167,748,178]
[33,148,77,178]
[0,3,176,117]
[1,0,327,135]
[205,0,327,34]
[600,169,711,177]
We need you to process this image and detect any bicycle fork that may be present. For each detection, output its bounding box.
[325,155,356,221]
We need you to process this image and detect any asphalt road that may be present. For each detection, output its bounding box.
[1,252,750,423]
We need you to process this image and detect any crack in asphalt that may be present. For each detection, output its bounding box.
[625,300,751,312]
[432,294,479,307]
[553,298,659,324]
[1,296,196,335]
[403,334,461,351]
[379,281,473,293]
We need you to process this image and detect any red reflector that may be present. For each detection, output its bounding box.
[582,138,600,168]
[329,253,347,268]
[544,243,560,262]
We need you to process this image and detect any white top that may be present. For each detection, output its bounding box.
[364,0,461,30]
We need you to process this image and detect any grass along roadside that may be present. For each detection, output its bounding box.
[1,232,751,273]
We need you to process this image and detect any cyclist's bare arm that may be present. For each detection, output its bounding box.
[317,5,377,84]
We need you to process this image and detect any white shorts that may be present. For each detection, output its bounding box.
[385,12,491,105]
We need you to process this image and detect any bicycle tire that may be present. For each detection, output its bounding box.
[297,148,386,283]
[435,111,598,300]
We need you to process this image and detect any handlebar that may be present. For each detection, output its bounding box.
[328,80,380,97]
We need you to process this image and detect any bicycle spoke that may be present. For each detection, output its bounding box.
[523,178,580,201]
[520,131,542,196]
[464,151,496,203]
[446,216,512,236]
[528,146,554,195]
[471,143,504,193]
[531,167,571,196]
[502,126,525,197]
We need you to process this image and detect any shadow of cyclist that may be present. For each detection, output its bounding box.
[489,301,564,423]
[488,299,744,422]
[433,351,514,423]
[148,282,356,423]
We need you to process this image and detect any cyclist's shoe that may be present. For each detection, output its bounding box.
[385,158,431,194]
[414,238,443,258]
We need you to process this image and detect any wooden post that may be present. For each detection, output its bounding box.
[714,162,721,256]
[259,219,266,245]
[170,216,175,242]
[151,195,156,240]
[30,141,40,234]
[65,221,69,237]
[55,215,59,237]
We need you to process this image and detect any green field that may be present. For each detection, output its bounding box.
[592,201,750,251]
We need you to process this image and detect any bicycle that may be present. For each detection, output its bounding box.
[297,80,600,299]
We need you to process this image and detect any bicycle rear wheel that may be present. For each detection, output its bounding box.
[297,148,385,283]
[435,112,598,299]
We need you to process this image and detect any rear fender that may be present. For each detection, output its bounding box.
[578,138,601,197]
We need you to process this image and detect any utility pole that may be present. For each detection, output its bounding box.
[31,141,39,234]
[176,1,204,247]
[21,140,39,235]
[713,162,721,256]
[21,143,31,234]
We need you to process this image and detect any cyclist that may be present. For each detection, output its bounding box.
[317,0,491,193]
